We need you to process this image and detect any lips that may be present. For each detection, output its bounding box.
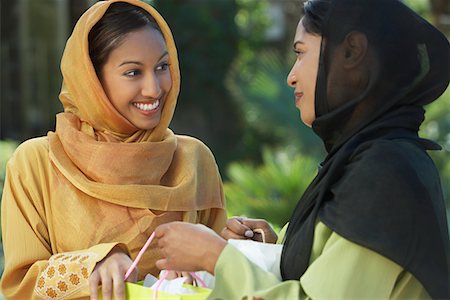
[132,99,160,112]
[294,92,304,104]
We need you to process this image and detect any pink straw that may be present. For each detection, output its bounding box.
[123,230,208,300]
[124,232,155,280]
[152,270,170,300]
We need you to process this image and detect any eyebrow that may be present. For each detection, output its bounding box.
[118,51,169,67]
[293,41,305,49]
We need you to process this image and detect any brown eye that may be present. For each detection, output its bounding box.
[124,70,141,77]
[156,62,170,72]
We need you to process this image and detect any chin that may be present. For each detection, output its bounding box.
[132,120,159,131]
[300,115,313,128]
[141,124,159,131]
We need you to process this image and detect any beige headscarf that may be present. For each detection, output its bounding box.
[47,0,224,211]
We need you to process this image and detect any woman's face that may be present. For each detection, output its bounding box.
[100,27,171,130]
[287,19,322,127]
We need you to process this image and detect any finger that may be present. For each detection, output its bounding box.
[112,273,125,300]
[101,276,113,300]
[226,218,252,237]
[242,220,278,243]
[155,258,167,270]
[89,272,101,300]
[124,266,138,282]
[220,227,228,239]
[129,267,139,283]
[165,270,178,280]
[221,228,249,240]
[181,272,193,284]
[233,216,244,223]
[154,223,168,238]
[252,231,265,242]
[241,219,269,230]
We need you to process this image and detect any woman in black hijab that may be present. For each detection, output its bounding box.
[154,0,450,298]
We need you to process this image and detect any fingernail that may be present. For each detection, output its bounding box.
[244,230,254,238]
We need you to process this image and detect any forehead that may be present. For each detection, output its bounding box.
[295,20,306,39]
[294,19,318,45]
[109,27,166,59]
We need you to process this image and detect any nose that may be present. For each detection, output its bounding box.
[287,64,297,87]
[142,73,161,98]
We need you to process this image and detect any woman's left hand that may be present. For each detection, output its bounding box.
[155,222,227,274]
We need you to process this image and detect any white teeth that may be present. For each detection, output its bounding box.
[133,100,159,111]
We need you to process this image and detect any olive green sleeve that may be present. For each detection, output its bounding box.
[208,222,429,300]
[209,244,304,300]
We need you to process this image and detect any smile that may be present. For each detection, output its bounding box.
[132,100,160,112]
[295,92,304,104]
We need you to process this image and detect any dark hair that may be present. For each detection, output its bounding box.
[301,0,331,35]
[88,2,162,75]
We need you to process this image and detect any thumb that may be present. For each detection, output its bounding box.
[155,258,167,270]
[154,224,168,239]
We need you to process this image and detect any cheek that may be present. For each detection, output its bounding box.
[161,73,172,92]
[102,78,135,107]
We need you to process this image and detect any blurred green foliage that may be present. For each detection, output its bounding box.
[224,147,317,227]
[404,0,432,19]
[226,49,324,159]
[421,88,450,207]
[0,141,18,200]
[153,0,243,172]
[0,140,18,243]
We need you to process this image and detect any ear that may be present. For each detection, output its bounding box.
[342,31,368,69]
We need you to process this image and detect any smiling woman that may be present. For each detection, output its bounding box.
[89,3,171,131]
[287,23,322,127]
[99,27,171,130]
[0,1,226,300]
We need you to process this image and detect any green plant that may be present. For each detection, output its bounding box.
[224,147,317,228]
[420,87,450,208]
[404,0,432,20]
[0,140,18,198]
[153,0,242,173]
[226,49,324,160]
[0,140,18,244]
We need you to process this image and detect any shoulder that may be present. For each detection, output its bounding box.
[325,137,443,223]
[347,138,439,186]
[351,138,430,167]
[175,135,216,160]
[8,136,50,170]
[12,136,49,159]
[302,222,429,299]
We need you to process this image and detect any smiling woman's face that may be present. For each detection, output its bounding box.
[287,19,322,127]
[100,27,172,131]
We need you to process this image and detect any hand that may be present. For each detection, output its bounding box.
[89,246,137,300]
[163,271,194,285]
[221,217,278,243]
[155,222,227,274]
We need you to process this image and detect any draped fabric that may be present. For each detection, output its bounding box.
[48,0,224,211]
[0,1,226,298]
[281,0,450,298]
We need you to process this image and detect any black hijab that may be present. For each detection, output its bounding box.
[281,0,450,298]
